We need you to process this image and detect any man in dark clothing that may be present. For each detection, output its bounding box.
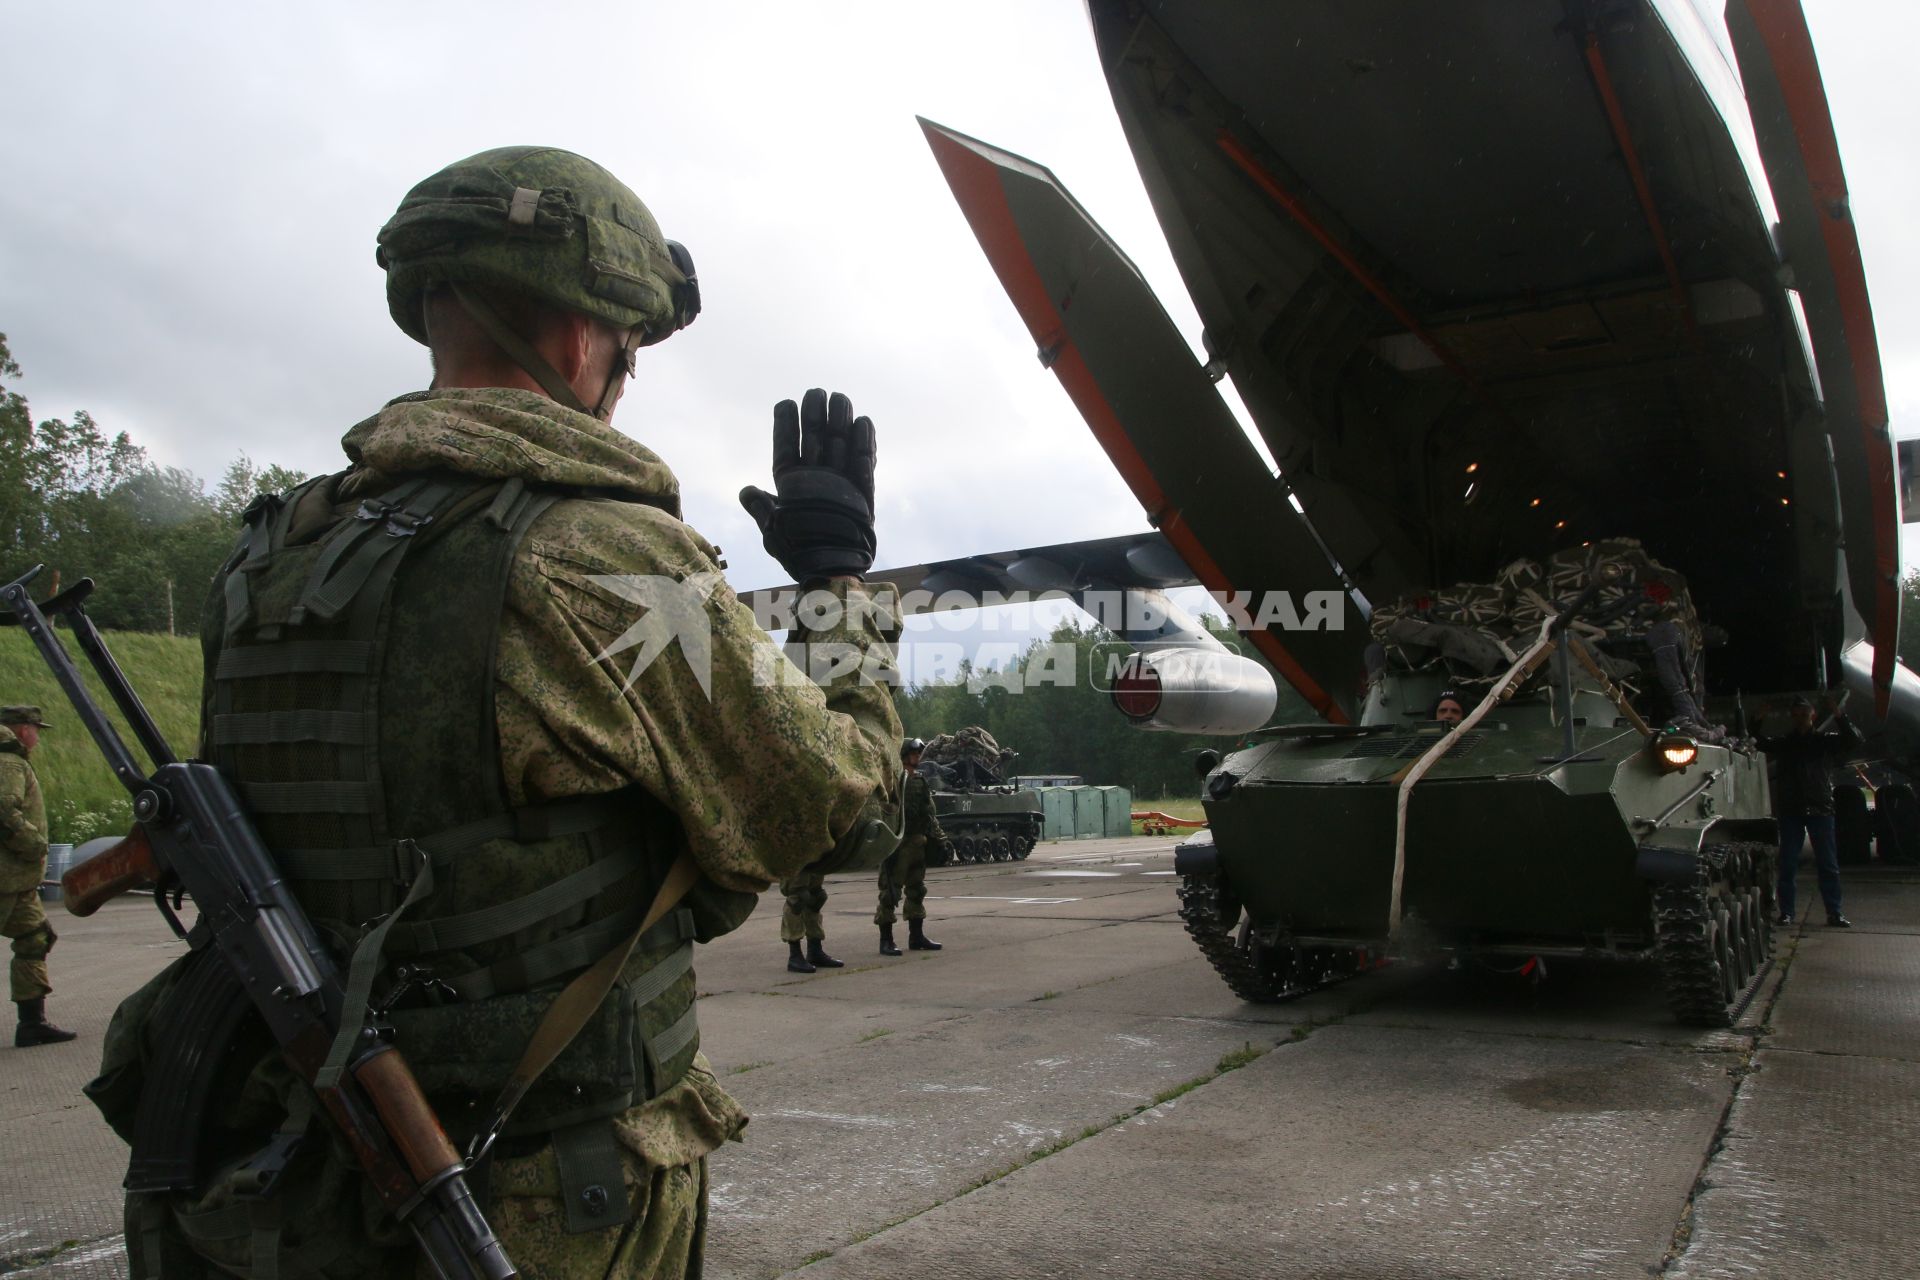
[1757,696,1862,927]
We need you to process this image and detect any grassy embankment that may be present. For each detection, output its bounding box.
[0,628,203,844]
[4,625,1216,843]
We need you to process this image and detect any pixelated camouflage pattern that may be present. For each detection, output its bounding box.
[609,1055,746,1170]
[902,772,936,838]
[202,462,706,1131]
[877,769,943,925]
[343,386,898,1149]
[103,386,895,1275]
[903,771,954,860]
[874,834,929,926]
[154,1057,734,1279]
[0,725,47,894]
[339,387,685,514]
[119,1033,737,1280]
[487,1124,707,1279]
[4,889,53,1002]
[378,147,682,345]
[779,871,828,942]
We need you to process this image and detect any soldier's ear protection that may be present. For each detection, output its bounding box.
[638,240,701,348]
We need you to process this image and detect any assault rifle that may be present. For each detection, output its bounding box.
[0,567,514,1280]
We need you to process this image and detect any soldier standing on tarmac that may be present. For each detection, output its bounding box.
[88,147,900,1279]
[877,738,954,956]
[780,870,844,972]
[1,705,77,1048]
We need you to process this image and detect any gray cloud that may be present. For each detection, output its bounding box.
[4,0,1914,598]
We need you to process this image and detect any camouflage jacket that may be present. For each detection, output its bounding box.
[329,388,902,1163]
[0,725,48,893]
[903,770,952,853]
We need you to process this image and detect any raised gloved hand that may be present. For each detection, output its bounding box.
[739,388,876,582]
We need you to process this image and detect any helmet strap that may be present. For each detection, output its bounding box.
[592,326,644,422]
[449,283,593,417]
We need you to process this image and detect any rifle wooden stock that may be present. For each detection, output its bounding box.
[354,1048,463,1185]
[63,826,160,917]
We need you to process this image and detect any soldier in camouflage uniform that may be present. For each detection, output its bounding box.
[1,705,77,1047]
[876,738,953,956]
[87,147,900,1279]
[779,870,844,973]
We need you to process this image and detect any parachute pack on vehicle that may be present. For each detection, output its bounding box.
[1365,539,1717,736]
[917,727,1044,864]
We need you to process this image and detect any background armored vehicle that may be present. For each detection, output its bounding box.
[920,727,1045,864]
[1177,543,1778,1026]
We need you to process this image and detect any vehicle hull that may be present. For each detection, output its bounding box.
[1204,728,1771,954]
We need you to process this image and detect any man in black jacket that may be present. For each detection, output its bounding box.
[1757,696,1861,928]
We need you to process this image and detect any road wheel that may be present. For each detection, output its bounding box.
[1654,847,1767,1027]
[1176,872,1361,1004]
[1709,895,1737,1006]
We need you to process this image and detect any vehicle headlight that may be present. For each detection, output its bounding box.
[1654,732,1699,772]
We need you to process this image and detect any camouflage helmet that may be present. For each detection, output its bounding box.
[376,146,700,350]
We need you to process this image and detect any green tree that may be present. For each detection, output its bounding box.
[216,454,310,519]
[1,332,310,633]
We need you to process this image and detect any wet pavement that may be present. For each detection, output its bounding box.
[3,838,1914,1277]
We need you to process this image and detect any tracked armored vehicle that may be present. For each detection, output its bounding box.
[920,727,1045,865]
[1176,544,1778,1027]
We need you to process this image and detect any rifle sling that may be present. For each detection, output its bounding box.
[314,850,436,1090]
[471,849,700,1160]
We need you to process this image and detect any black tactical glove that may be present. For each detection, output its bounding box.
[739,388,877,581]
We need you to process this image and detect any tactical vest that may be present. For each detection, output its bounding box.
[203,470,700,1142]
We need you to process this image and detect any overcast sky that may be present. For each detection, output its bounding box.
[4,0,1916,638]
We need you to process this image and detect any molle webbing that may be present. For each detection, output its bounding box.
[383,848,646,955]
[215,642,373,679]
[203,470,700,1135]
[270,794,626,886]
[446,903,693,1002]
[241,780,377,814]
[210,710,369,746]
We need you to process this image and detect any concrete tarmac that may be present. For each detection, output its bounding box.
[3,838,1914,1278]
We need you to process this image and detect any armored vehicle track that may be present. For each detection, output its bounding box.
[1176,867,1364,1002]
[1654,841,1776,1027]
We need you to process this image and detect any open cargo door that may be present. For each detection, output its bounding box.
[1728,0,1899,711]
[920,119,1365,722]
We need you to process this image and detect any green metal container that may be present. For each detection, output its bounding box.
[1094,785,1134,837]
[1070,786,1105,839]
[1038,786,1077,841]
